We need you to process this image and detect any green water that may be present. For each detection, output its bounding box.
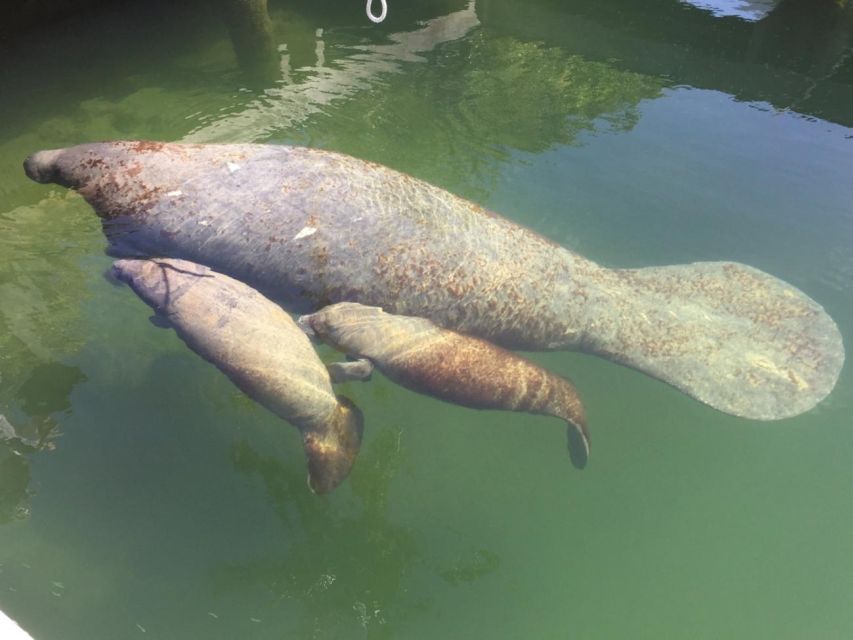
[1,0,852,637]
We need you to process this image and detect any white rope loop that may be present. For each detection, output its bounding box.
[366,0,387,23]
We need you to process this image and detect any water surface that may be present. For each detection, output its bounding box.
[1,0,851,638]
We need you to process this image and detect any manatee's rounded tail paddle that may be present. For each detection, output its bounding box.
[110,257,363,494]
[575,261,844,420]
[23,141,844,420]
[302,303,590,468]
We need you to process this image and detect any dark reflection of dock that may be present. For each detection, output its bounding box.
[476,0,853,127]
[0,199,92,525]
[0,361,85,524]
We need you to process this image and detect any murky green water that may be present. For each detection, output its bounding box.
[1,0,852,637]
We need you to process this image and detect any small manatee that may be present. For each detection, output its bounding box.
[301,302,590,469]
[111,258,362,494]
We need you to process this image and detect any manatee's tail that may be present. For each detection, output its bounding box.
[562,405,589,470]
[578,261,844,420]
[302,396,364,494]
[531,374,589,469]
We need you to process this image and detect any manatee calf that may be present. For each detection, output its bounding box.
[301,302,590,468]
[110,257,363,494]
[24,141,844,420]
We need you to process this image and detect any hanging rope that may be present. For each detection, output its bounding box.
[366,0,387,23]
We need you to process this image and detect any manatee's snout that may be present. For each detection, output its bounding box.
[24,149,66,185]
[24,143,119,194]
[300,303,384,343]
[296,313,317,338]
[109,258,171,310]
[298,310,335,342]
[110,259,141,287]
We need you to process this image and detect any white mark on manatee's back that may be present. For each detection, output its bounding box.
[293,226,318,240]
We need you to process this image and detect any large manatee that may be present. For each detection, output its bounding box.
[110,257,363,494]
[301,302,590,469]
[24,141,844,420]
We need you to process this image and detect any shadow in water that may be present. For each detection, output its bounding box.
[476,0,853,126]
[0,361,86,524]
[0,446,30,524]
[747,0,853,112]
[0,198,94,524]
[281,28,662,200]
[216,423,500,637]
[219,0,279,87]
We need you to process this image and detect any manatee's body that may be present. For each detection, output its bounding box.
[24,141,844,420]
[301,303,590,468]
[110,257,362,494]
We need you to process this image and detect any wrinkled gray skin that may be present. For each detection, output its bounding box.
[110,257,363,494]
[24,141,845,420]
[301,303,590,469]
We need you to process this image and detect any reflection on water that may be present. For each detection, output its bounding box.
[0,444,31,525]
[218,424,499,637]
[0,197,93,524]
[219,0,279,85]
[681,0,777,21]
[16,363,85,421]
[294,32,661,197]
[747,0,853,113]
[477,0,853,126]
[220,426,416,637]
[184,1,480,143]
[0,198,95,363]
[186,0,663,199]
[0,359,86,524]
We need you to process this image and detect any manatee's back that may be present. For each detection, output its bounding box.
[95,143,590,348]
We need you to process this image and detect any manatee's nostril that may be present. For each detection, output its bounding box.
[23,149,63,184]
[296,314,316,337]
[23,155,42,182]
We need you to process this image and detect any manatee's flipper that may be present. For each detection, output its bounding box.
[302,396,364,494]
[326,358,374,383]
[582,261,844,420]
[567,423,589,470]
[148,314,173,329]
